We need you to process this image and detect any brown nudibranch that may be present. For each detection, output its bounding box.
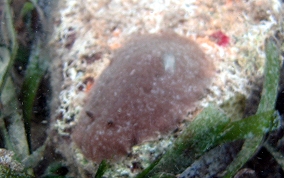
[72,33,215,163]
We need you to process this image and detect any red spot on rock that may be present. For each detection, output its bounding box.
[210,31,230,47]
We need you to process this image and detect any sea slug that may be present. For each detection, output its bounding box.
[72,33,215,162]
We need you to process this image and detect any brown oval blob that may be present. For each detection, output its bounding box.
[72,33,215,162]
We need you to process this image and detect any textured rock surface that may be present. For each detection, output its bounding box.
[72,33,214,162]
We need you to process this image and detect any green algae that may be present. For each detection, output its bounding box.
[223,37,281,178]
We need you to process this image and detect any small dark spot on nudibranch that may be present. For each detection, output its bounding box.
[130,135,138,146]
[107,120,114,127]
[142,86,152,93]
[72,33,215,163]
[85,111,94,119]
